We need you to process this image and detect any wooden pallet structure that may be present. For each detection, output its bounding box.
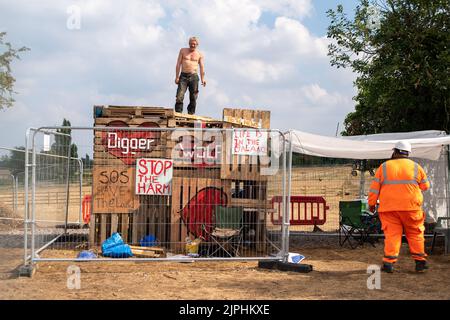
[129,245,166,258]
[90,105,272,254]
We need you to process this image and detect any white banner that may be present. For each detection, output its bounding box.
[232,130,268,155]
[135,158,173,195]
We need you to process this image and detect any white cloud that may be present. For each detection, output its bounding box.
[259,0,313,19]
[232,59,292,83]
[301,84,328,103]
[0,0,356,147]
[271,17,328,57]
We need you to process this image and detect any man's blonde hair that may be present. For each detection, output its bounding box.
[189,36,199,45]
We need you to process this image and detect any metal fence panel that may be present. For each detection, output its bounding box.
[1,147,32,275]
[26,126,287,263]
[286,143,449,234]
[24,128,84,265]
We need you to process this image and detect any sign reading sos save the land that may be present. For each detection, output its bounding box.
[232,130,268,156]
[136,158,173,195]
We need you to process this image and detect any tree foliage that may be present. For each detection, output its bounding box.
[327,0,450,135]
[0,120,81,181]
[0,32,29,110]
[46,119,79,180]
[50,118,78,159]
[0,146,26,175]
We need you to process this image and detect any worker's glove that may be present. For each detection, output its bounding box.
[369,205,376,213]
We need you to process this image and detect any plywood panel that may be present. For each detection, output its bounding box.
[92,166,139,214]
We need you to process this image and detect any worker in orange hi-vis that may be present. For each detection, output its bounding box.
[368,141,430,273]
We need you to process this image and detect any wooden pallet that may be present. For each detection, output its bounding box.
[90,105,272,254]
[129,245,166,258]
[94,117,170,127]
[173,112,221,122]
[89,195,171,248]
[89,212,133,246]
[172,167,221,179]
[220,108,271,181]
[223,108,270,129]
[95,105,174,119]
[95,105,225,128]
[93,127,169,165]
[170,177,232,252]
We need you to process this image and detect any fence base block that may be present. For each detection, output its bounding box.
[257,260,278,269]
[258,260,313,273]
[18,264,36,278]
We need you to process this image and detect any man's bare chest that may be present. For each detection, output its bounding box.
[182,52,200,62]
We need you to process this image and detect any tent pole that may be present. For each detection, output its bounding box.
[359,160,366,199]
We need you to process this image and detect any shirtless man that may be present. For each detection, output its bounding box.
[174,36,206,115]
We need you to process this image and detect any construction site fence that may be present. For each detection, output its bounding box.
[285,143,450,235]
[1,146,83,224]
[5,127,447,267]
[23,126,289,264]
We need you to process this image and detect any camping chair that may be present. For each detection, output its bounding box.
[431,217,450,255]
[203,206,244,257]
[339,200,381,249]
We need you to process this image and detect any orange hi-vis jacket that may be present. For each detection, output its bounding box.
[368,158,430,212]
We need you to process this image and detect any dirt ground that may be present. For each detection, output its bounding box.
[1,166,449,301]
[1,242,449,300]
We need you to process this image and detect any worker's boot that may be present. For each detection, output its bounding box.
[415,260,429,273]
[381,262,394,273]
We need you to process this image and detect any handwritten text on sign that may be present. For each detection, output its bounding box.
[232,130,268,156]
[92,166,139,214]
[136,158,173,195]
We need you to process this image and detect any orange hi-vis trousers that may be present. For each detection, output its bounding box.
[378,210,427,264]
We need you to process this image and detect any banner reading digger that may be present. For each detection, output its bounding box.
[135,158,173,195]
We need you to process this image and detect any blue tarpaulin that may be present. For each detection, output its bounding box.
[101,232,133,258]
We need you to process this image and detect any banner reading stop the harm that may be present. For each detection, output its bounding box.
[135,158,174,196]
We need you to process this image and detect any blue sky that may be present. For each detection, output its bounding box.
[0,0,359,149]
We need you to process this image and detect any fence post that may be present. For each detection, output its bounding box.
[10,174,15,214]
[64,134,72,233]
[447,145,450,219]
[282,130,292,263]
[15,175,19,213]
[78,159,83,225]
[23,129,30,266]
[31,130,37,263]
[359,160,366,199]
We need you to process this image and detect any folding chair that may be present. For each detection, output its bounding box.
[204,206,244,257]
[339,200,381,249]
[431,217,450,254]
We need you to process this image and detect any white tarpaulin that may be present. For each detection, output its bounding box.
[286,130,450,160]
[282,129,450,221]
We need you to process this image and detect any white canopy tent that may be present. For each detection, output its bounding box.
[282,130,450,222]
[285,130,450,161]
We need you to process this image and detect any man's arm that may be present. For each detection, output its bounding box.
[418,165,430,191]
[368,165,383,211]
[199,53,206,87]
[175,50,182,84]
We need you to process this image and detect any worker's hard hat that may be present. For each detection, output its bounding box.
[393,140,412,153]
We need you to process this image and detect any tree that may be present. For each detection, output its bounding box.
[327,0,450,135]
[47,119,79,180]
[0,146,26,175]
[50,118,78,158]
[81,154,93,168]
[0,32,29,110]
